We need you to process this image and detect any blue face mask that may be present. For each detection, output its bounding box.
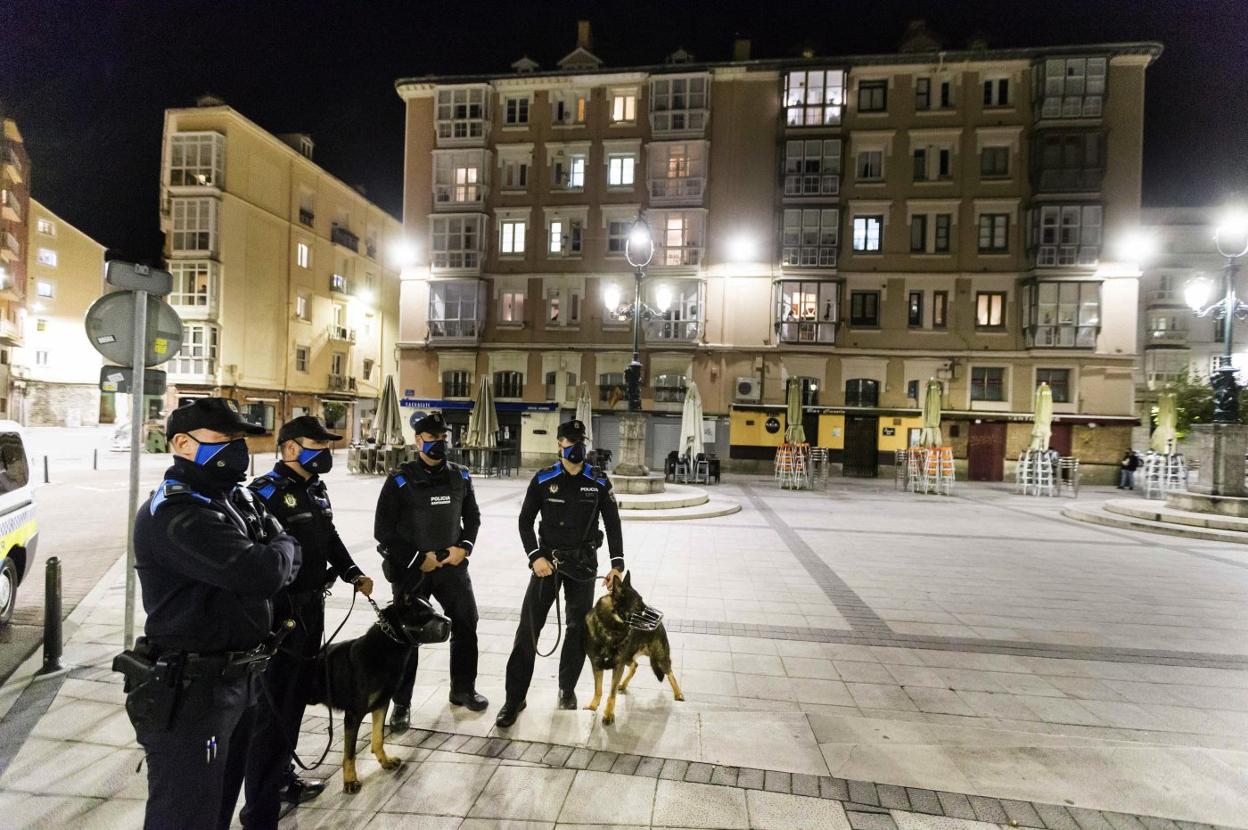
[421,439,447,461]
[561,442,587,465]
[295,443,333,475]
[190,437,250,482]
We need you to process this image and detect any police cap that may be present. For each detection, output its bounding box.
[413,412,449,436]
[166,397,266,439]
[277,415,342,445]
[556,419,587,441]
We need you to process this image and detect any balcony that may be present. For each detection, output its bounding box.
[648,176,705,205]
[1035,167,1105,193]
[644,318,702,343]
[428,319,482,344]
[2,148,23,185]
[299,208,315,227]
[654,246,704,268]
[1147,329,1188,346]
[776,320,837,344]
[1146,288,1184,306]
[168,357,217,383]
[327,324,357,343]
[433,184,487,209]
[1,189,21,223]
[328,374,358,393]
[331,224,359,252]
[329,274,355,296]
[1,232,18,263]
[0,319,22,347]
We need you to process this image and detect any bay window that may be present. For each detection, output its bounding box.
[653,373,688,403]
[428,280,485,341]
[645,280,703,341]
[1033,204,1102,267]
[172,323,218,377]
[1035,57,1106,119]
[436,86,489,142]
[649,74,709,135]
[168,132,224,187]
[170,197,218,254]
[774,280,838,343]
[649,211,705,266]
[430,214,484,272]
[783,69,845,127]
[784,139,841,196]
[648,141,707,203]
[1024,280,1100,348]
[433,150,489,205]
[782,208,838,267]
[168,261,217,314]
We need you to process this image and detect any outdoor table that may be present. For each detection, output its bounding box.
[452,446,515,478]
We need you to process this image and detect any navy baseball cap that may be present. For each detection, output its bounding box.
[557,419,587,441]
[166,397,266,439]
[413,412,449,435]
[278,415,342,444]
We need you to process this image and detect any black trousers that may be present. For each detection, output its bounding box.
[394,562,479,706]
[239,592,324,828]
[134,674,255,830]
[504,567,596,703]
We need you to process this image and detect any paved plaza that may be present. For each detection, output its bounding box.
[0,459,1246,829]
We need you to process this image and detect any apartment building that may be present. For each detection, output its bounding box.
[394,22,1160,481]
[0,111,30,421]
[160,99,403,448]
[1134,206,1244,444]
[19,200,107,425]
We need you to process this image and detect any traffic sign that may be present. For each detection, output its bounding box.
[99,366,167,396]
[85,291,183,366]
[105,260,173,295]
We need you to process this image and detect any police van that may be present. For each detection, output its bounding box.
[0,422,37,625]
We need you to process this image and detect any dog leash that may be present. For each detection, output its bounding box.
[529,557,612,658]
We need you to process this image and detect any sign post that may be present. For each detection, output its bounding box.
[88,261,177,647]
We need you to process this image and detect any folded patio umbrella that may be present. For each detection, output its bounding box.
[1028,382,1053,451]
[1151,390,1177,454]
[464,375,498,448]
[374,375,405,446]
[575,381,594,448]
[679,379,705,459]
[784,379,806,444]
[919,378,943,447]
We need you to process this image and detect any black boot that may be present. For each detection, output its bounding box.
[279,777,326,804]
[557,689,577,710]
[450,689,489,711]
[495,699,526,728]
[390,704,410,731]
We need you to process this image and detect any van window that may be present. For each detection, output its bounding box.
[0,433,29,494]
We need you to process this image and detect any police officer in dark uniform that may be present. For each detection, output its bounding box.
[495,418,623,728]
[240,415,375,826]
[374,412,485,730]
[122,398,301,830]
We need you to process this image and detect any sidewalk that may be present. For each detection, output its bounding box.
[0,473,1245,828]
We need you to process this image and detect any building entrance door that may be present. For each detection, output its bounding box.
[842,415,878,478]
[1050,423,1073,457]
[968,422,1006,481]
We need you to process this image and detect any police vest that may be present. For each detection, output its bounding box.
[391,462,470,553]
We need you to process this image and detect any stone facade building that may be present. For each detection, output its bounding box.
[159,99,403,449]
[393,22,1160,481]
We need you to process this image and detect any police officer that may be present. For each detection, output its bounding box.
[495,419,623,728]
[126,398,301,830]
[374,412,485,730]
[240,415,375,826]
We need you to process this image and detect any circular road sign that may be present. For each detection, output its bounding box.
[85,291,184,367]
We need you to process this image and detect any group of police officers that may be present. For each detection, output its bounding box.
[124,398,622,829]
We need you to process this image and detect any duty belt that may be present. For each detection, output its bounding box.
[164,648,271,679]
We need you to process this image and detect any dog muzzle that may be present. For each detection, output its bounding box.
[403,615,451,645]
[627,605,664,632]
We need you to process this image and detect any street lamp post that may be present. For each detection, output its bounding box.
[1184,213,1248,423]
[623,217,655,412]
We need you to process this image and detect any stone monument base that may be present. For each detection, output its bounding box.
[611,473,668,495]
[1189,423,1248,497]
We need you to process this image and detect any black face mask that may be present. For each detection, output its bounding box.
[561,442,586,465]
[421,439,447,461]
[190,437,250,483]
[295,443,333,475]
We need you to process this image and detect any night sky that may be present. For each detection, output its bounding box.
[1,0,1245,263]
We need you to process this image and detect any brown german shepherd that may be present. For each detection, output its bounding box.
[583,571,684,725]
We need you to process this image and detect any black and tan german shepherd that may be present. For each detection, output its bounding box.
[584,571,684,725]
[307,590,450,793]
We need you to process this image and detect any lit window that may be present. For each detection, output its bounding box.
[499,290,525,323]
[975,292,1007,328]
[36,249,57,267]
[168,132,225,187]
[610,92,637,123]
[296,242,310,269]
[35,351,49,367]
[784,70,845,127]
[169,261,215,307]
[36,281,54,299]
[852,216,882,252]
[499,220,526,255]
[295,294,308,320]
[548,219,583,257]
[607,154,636,186]
[36,218,55,236]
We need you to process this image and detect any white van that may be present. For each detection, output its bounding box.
[0,422,37,625]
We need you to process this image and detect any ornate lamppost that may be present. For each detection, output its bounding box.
[1182,211,1248,496]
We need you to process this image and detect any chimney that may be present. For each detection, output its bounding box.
[576,19,593,51]
[732,37,751,62]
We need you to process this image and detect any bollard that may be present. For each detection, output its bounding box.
[43,455,49,484]
[35,557,63,676]
[93,448,98,471]
[250,453,255,476]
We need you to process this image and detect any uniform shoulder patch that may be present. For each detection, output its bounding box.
[150,479,211,515]
[394,473,408,488]
[247,473,284,502]
[459,468,471,480]
[536,464,561,484]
